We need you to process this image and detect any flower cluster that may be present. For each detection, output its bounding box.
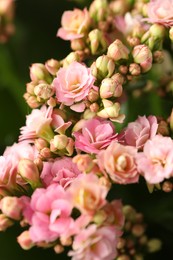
[1,0,173,259]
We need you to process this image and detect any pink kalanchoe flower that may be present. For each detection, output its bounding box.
[144,0,173,27]
[40,157,81,188]
[53,61,95,112]
[19,105,72,142]
[97,141,138,184]
[68,224,119,260]
[73,117,119,154]
[125,115,158,150]
[57,8,91,40]
[67,173,108,215]
[28,183,74,243]
[19,105,54,142]
[136,135,173,184]
[0,142,37,195]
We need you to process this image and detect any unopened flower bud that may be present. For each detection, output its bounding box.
[119,65,128,75]
[100,78,123,98]
[23,94,40,108]
[107,39,129,61]
[90,102,99,112]
[149,24,165,39]
[71,38,86,51]
[95,55,115,79]
[147,239,162,253]
[157,120,169,136]
[54,244,64,254]
[0,214,14,231]
[127,36,141,47]
[111,73,125,85]
[47,97,57,107]
[83,108,96,119]
[0,196,23,220]
[132,44,152,73]
[73,154,94,173]
[63,52,80,67]
[35,138,48,151]
[50,134,68,152]
[97,99,125,122]
[45,59,60,75]
[30,63,52,83]
[132,224,145,237]
[34,83,54,100]
[89,0,108,22]
[116,255,130,260]
[129,63,141,76]
[169,27,173,42]
[18,159,42,189]
[60,236,72,246]
[17,231,34,250]
[40,147,52,159]
[88,29,108,55]
[26,82,36,95]
[88,88,99,102]
[162,181,173,192]
[153,50,164,64]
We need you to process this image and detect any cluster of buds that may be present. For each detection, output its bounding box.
[116,205,162,260]
[23,61,60,108]
[0,0,15,43]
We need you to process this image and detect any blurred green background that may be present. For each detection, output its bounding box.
[0,0,173,259]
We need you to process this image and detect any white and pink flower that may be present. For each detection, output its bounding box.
[125,115,158,150]
[67,173,108,215]
[40,157,81,188]
[53,61,95,112]
[28,183,74,243]
[145,0,173,27]
[57,8,91,40]
[136,135,173,184]
[68,224,119,260]
[73,117,119,154]
[97,141,138,184]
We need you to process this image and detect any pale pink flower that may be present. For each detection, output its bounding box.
[53,61,95,112]
[73,117,119,154]
[68,224,119,260]
[125,115,158,149]
[136,135,173,184]
[19,105,53,142]
[144,0,173,27]
[67,173,108,215]
[57,8,91,40]
[28,183,74,243]
[40,157,81,188]
[115,13,145,35]
[0,142,37,195]
[19,106,72,142]
[97,141,138,184]
[97,200,125,228]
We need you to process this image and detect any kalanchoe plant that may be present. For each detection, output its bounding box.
[1,0,173,259]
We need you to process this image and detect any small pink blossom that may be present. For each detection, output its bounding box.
[28,183,74,243]
[40,157,81,188]
[19,105,53,142]
[97,141,138,184]
[53,61,95,112]
[0,142,37,195]
[125,115,158,149]
[19,106,72,142]
[67,173,108,215]
[68,224,119,260]
[57,8,91,40]
[73,117,119,154]
[145,0,173,27]
[136,135,173,184]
